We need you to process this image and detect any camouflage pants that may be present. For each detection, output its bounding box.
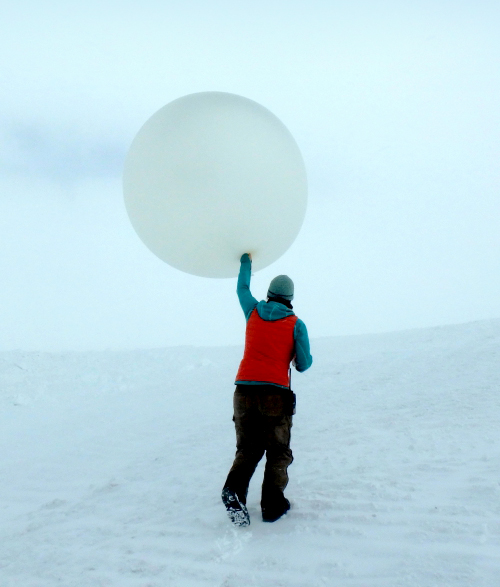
[223,384,294,510]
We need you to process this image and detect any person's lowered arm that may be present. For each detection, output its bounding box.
[293,320,313,372]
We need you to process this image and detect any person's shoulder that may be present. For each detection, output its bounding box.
[294,317,309,331]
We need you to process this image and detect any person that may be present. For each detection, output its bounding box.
[221,253,312,526]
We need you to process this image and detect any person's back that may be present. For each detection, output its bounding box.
[222,253,312,526]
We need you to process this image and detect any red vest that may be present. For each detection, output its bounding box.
[235,309,298,387]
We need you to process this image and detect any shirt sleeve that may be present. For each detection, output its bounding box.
[293,319,313,372]
[237,254,258,320]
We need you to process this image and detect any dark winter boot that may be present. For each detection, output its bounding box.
[221,487,250,527]
[262,497,290,522]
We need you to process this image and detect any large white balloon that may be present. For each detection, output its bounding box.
[123,92,307,278]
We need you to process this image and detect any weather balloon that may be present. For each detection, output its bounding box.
[123,92,307,278]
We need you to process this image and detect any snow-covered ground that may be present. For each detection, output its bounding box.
[1,319,499,586]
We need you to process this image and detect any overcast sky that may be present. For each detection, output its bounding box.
[1,0,499,351]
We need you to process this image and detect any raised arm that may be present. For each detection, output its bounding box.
[237,253,258,320]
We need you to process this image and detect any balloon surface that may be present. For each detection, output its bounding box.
[123,92,307,278]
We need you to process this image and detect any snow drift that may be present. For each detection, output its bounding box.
[1,319,499,586]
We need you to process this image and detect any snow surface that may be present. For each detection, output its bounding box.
[1,319,499,586]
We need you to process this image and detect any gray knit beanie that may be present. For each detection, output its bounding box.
[267,275,294,301]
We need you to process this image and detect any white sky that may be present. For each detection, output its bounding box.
[1,0,499,351]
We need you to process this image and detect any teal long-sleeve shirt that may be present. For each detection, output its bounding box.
[237,254,313,374]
